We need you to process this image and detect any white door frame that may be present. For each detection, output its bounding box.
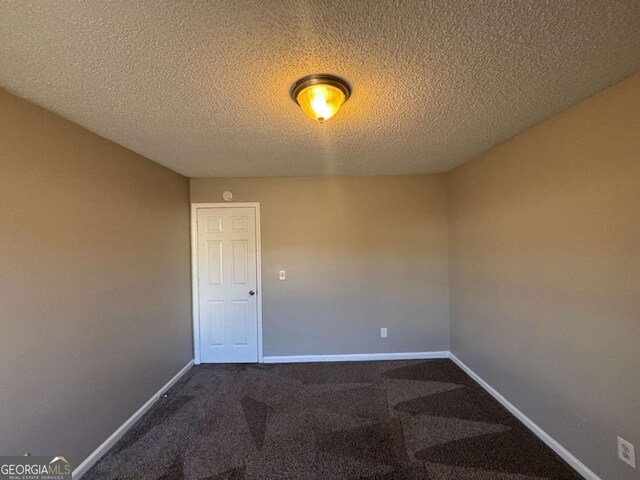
[191,202,263,364]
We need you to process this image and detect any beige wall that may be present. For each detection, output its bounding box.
[191,175,449,356]
[448,74,640,480]
[0,89,192,467]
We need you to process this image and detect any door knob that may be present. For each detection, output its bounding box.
[249,290,256,296]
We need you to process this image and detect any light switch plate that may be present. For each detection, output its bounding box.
[279,270,286,280]
[380,328,387,338]
[618,436,636,469]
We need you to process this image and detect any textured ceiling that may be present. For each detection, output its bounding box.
[1,1,639,177]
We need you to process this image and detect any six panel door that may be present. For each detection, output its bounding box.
[197,207,258,363]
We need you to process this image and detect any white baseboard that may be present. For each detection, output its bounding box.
[449,353,601,480]
[72,360,194,479]
[262,351,449,363]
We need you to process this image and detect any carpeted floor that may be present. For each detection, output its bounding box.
[84,359,582,479]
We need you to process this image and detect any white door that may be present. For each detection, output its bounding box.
[197,206,259,363]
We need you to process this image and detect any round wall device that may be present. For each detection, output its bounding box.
[222,191,233,202]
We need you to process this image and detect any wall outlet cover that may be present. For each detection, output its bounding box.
[618,436,636,469]
[380,328,388,338]
[278,270,286,280]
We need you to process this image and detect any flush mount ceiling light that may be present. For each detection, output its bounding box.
[290,74,351,123]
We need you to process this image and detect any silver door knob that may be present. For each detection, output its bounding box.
[249,290,256,296]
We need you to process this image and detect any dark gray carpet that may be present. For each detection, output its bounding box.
[83,360,582,479]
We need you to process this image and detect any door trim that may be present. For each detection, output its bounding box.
[191,202,263,364]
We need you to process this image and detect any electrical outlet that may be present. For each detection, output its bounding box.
[278,270,286,280]
[380,328,387,338]
[618,436,636,469]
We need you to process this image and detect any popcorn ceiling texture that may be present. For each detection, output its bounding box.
[1,1,639,177]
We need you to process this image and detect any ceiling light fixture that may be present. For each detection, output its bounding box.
[290,74,351,123]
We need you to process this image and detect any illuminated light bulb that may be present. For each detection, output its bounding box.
[290,74,351,123]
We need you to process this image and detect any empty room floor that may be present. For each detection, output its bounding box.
[83,360,581,479]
